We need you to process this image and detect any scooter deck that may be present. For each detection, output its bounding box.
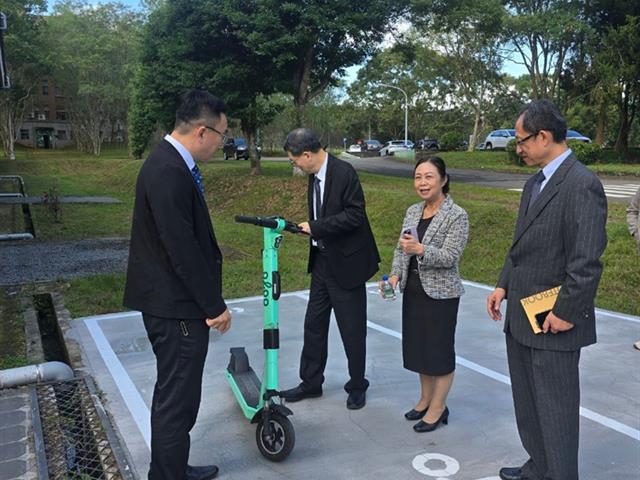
[228,367,262,408]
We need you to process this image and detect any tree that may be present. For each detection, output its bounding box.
[129,0,281,173]
[595,16,640,155]
[411,0,506,150]
[562,1,640,153]
[0,0,48,160]
[232,0,409,125]
[47,1,142,156]
[502,0,588,100]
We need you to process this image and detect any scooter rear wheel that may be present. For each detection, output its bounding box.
[256,411,295,461]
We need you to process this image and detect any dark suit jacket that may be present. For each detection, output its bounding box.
[123,139,227,320]
[497,153,607,351]
[308,155,380,290]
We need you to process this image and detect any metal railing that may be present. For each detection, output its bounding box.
[0,175,35,240]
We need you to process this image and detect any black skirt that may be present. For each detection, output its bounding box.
[402,268,460,376]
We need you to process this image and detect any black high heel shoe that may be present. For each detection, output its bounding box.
[404,407,428,421]
[413,407,449,433]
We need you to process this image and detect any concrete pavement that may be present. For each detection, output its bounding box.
[69,281,640,480]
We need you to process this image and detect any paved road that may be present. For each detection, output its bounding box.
[264,155,639,203]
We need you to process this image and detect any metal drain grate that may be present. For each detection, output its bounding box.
[33,377,133,479]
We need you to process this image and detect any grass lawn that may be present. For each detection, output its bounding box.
[1,148,638,327]
[0,287,27,369]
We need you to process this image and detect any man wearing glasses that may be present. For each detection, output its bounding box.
[124,90,231,480]
[487,100,607,480]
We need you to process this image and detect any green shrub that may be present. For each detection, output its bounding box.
[568,140,603,165]
[505,139,523,165]
[439,132,463,151]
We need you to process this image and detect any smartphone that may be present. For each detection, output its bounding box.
[401,225,419,240]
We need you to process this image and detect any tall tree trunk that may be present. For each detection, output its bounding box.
[614,84,630,156]
[468,107,482,152]
[594,97,607,146]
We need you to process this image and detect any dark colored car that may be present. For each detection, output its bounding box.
[223,138,261,160]
[363,139,382,152]
[415,138,439,151]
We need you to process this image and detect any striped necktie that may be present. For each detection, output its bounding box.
[527,170,545,212]
[191,164,205,195]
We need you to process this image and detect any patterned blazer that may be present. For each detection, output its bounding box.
[391,195,469,299]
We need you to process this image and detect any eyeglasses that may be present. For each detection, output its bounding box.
[516,131,539,146]
[203,125,228,144]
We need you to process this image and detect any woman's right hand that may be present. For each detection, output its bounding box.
[378,275,400,297]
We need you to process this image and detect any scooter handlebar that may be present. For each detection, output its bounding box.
[234,215,305,234]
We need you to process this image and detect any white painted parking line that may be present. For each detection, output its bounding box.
[366,319,640,442]
[84,316,151,449]
[82,285,640,448]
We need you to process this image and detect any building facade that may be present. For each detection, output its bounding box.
[17,77,73,149]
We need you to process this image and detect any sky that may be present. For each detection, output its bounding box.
[49,0,529,82]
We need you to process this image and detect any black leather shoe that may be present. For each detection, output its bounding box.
[499,467,523,480]
[404,407,428,420]
[186,464,219,480]
[280,384,322,402]
[346,391,366,410]
[413,407,449,432]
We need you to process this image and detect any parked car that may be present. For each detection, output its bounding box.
[223,138,248,160]
[347,144,362,153]
[363,139,382,152]
[222,138,261,160]
[484,129,516,150]
[415,138,439,150]
[567,130,591,143]
[379,140,414,156]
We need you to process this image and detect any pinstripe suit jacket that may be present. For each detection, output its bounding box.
[497,153,608,351]
[391,195,469,299]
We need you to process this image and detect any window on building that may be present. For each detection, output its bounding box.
[56,110,68,121]
[20,129,30,140]
[43,107,50,120]
[42,79,49,96]
[57,130,67,140]
[55,86,64,97]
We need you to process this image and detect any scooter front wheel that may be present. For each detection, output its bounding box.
[256,411,295,461]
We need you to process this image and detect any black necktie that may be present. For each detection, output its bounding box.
[527,170,545,212]
[314,176,322,219]
[313,176,325,249]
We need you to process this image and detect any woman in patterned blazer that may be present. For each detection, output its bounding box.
[383,156,469,433]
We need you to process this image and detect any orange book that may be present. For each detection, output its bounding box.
[520,286,561,334]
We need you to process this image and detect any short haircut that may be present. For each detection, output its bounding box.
[414,155,450,194]
[283,128,322,156]
[518,99,567,143]
[175,90,227,131]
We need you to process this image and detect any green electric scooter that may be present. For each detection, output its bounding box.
[226,215,303,462]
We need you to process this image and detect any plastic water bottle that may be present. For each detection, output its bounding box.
[381,275,396,301]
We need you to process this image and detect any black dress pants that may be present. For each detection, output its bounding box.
[143,313,210,480]
[506,333,581,480]
[299,252,369,393]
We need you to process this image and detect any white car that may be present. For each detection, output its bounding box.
[379,140,413,156]
[347,144,362,153]
[567,130,591,143]
[484,129,516,150]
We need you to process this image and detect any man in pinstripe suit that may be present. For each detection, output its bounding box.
[487,100,608,480]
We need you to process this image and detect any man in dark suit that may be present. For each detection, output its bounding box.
[124,90,231,480]
[280,128,380,410]
[487,100,607,480]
